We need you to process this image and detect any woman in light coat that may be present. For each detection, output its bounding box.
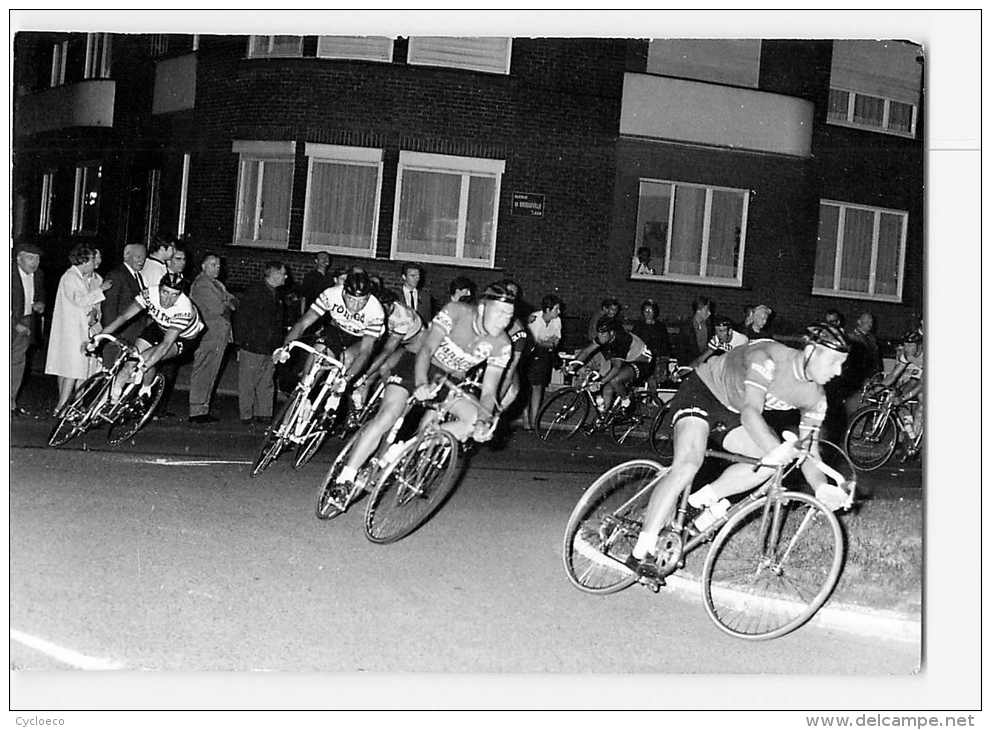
[45,243,113,414]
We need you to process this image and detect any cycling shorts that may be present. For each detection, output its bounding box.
[138,323,196,357]
[665,371,740,447]
[624,358,656,387]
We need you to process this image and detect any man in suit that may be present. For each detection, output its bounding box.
[11,241,45,416]
[100,244,149,363]
[400,262,432,325]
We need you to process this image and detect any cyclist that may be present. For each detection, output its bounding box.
[275,266,385,386]
[625,324,851,581]
[327,281,516,502]
[88,272,204,403]
[881,330,924,445]
[565,315,655,414]
[350,287,425,410]
[496,279,529,413]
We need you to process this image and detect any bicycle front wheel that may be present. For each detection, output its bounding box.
[251,391,304,476]
[364,430,460,544]
[610,391,663,448]
[48,372,111,447]
[563,459,667,594]
[293,408,335,469]
[536,389,590,442]
[702,491,844,641]
[844,407,897,471]
[107,374,165,445]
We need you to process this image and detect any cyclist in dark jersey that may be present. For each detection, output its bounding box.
[329,282,516,498]
[496,279,528,413]
[567,315,655,413]
[625,324,851,581]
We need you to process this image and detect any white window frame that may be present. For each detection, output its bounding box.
[826,87,918,138]
[232,140,296,249]
[38,171,55,234]
[316,36,393,62]
[150,34,169,56]
[407,37,512,75]
[813,200,907,303]
[50,41,68,87]
[632,178,750,287]
[144,169,162,246]
[192,35,200,52]
[84,33,112,79]
[71,162,102,235]
[178,153,191,238]
[247,35,304,59]
[301,144,384,256]
[391,151,504,268]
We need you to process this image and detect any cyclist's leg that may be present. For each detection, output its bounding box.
[338,382,410,483]
[631,414,709,560]
[605,364,636,406]
[694,426,772,505]
[439,396,477,442]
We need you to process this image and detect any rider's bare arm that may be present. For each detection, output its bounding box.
[96,301,144,342]
[413,321,448,397]
[142,328,181,370]
[282,309,320,348]
[364,333,403,379]
[737,383,785,456]
[598,358,623,387]
[345,334,378,382]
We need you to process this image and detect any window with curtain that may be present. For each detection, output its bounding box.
[392,152,504,267]
[407,37,512,74]
[316,36,393,62]
[84,33,112,79]
[633,178,748,286]
[302,144,384,255]
[50,41,67,87]
[247,35,304,59]
[233,141,295,248]
[71,163,101,235]
[813,200,906,302]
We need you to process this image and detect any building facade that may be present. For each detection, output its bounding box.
[12,33,924,346]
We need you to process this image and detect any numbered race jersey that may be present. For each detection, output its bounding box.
[429,302,512,375]
[696,340,828,430]
[387,299,423,343]
[135,286,204,339]
[310,284,385,339]
[897,351,924,381]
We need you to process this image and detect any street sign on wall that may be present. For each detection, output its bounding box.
[511,191,545,217]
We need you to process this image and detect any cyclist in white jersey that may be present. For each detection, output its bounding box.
[88,272,204,401]
[275,267,385,384]
[351,287,425,408]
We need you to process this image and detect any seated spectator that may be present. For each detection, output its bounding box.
[742,303,773,340]
[448,275,477,304]
[632,246,655,276]
[689,314,749,368]
[524,294,564,430]
[825,308,844,329]
[630,299,672,391]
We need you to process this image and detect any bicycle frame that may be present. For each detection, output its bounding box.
[82,334,148,424]
[278,340,346,443]
[854,386,921,451]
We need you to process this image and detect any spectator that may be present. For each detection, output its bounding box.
[188,254,237,423]
[825,308,844,329]
[157,242,190,419]
[11,241,45,416]
[524,294,563,430]
[630,299,672,390]
[234,261,288,426]
[689,314,749,368]
[676,296,712,366]
[841,311,884,412]
[300,251,333,312]
[742,303,773,340]
[448,275,477,304]
[632,246,656,276]
[400,262,432,324]
[45,244,113,415]
[142,235,176,288]
[368,274,384,294]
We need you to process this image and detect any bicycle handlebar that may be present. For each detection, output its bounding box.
[87,333,147,367]
[279,340,346,371]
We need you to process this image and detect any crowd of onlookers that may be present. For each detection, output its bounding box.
[11,239,919,445]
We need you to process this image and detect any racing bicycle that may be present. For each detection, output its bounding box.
[562,434,856,640]
[844,384,922,471]
[48,333,165,447]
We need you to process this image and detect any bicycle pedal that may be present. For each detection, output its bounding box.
[637,574,665,593]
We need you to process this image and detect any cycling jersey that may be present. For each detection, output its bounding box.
[695,340,828,432]
[707,330,749,353]
[310,285,385,340]
[135,286,204,339]
[386,299,423,343]
[593,330,653,363]
[508,319,528,354]
[429,302,512,374]
[896,351,924,381]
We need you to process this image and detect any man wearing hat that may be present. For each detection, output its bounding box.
[11,241,45,416]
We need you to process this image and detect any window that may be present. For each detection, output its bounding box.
[392,152,504,267]
[38,171,55,234]
[302,144,383,255]
[247,35,303,59]
[813,201,906,302]
[50,41,67,87]
[178,153,191,238]
[150,34,169,56]
[632,179,749,286]
[316,36,393,62]
[84,33,112,79]
[71,163,102,235]
[144,169,162,246]
[407,37,511,74]
[233,141,295,248]
[827,87,917,137]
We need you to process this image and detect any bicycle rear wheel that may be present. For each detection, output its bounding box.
[364,430,460,544]
[648,405,675,466]
[293,407,336,469]
[702,491,844,641]
[48,372,111,447]
[536,389,590,442]
[610,391,662,448]
[107,374,165,445]
[844,407,897,471]
[251,391,303,476]
[563,459,667,594]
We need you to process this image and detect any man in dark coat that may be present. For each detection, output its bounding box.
[11,241,45,415]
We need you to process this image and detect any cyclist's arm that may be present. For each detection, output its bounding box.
[365,332,403,379]
[572,341,600,367]
[96,300,144,339]
[345,333,378,382]
[414,320,448,390]
[880,360,907,388]
[478,362,505,428]
[498,349,523,401]
[141,328,181,370]
[896,378,923,403]
[598,358,624,387]
[738,383,784,457]
[689,346,716,369]
[282,309,320,347]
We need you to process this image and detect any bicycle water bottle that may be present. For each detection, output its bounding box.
[899,410,917,440]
